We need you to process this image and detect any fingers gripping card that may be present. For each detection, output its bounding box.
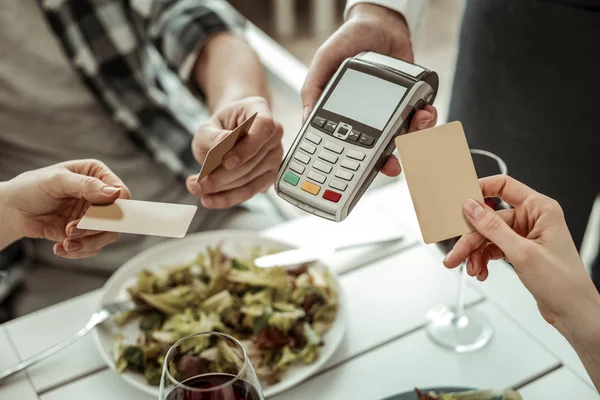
[394,121,484,244]
[196,113,257,182]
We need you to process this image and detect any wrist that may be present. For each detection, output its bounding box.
[555,287,600,347]
[194,33,271,112]
[348,3,410,36]
[0,181,24,250]
[214,91,272,115]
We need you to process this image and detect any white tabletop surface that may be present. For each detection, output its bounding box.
[1,180,598,399]
[519,367,599,399]
[0,327,38,400]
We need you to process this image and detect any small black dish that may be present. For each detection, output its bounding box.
[380,387,478,400]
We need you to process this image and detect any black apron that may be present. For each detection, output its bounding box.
[448,0,600,280]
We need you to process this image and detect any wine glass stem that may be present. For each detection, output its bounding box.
[456,262,467,318]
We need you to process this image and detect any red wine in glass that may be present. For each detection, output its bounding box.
[165,373,261,400]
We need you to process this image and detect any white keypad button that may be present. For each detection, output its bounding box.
[341,159,360,171]
[318,151,338,164]
[330,179,348,192]
[324,141,344,154]
[305,131,322,145]
[308,171,326,184]
[289,161,305,175]
[334,169,354,181]
[347,149,366,161]
[313,161,332,174]
[294,152,310,164]
[300,142,316,154]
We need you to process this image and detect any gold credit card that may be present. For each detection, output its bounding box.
[395,121,484,244]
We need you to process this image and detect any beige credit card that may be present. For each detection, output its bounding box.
[77,199,197,238]
[395,121,483,244]
[196,113,257,182]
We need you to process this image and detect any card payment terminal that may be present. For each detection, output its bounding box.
[275,51,439,222]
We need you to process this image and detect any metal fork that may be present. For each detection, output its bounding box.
[0,300,143,383]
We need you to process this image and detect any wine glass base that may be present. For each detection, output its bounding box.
[426,305,494,353]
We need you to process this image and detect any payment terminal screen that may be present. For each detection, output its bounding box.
[323,68,408,131]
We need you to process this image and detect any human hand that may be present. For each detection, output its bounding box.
[1,159,131,259]
[187,97,284,208]
[301,3,436,177]
[443,175,598,326]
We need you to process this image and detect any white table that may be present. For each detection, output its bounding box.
[1,180,598,399]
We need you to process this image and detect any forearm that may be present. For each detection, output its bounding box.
[556,292,600,392]
[0,181,21,251]
[194,32,271,112]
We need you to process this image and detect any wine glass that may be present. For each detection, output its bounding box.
[426,149,508,353]
[159,332,264,400]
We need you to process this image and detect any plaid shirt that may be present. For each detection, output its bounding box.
[38,0,246,178]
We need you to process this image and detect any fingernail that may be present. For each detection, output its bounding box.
[102,186,119,194]
[416,114,434,130]
[464,199,484,220]
[443,249,453,262]
[224,156,239,170]
[417,120,429,130]
[69,226,85,237]
[302,106,311,122]
[202,197,213,208]
[466,258,474,275]
[65,240,82,252]
[54,245,66,256]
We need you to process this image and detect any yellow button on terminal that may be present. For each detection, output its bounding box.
[301,181,321,195]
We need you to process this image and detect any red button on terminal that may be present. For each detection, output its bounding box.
[323,190,341,203]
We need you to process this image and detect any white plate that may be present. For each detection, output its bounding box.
[93,230,346,398]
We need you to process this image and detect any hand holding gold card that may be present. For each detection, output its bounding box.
[395,121,484,244]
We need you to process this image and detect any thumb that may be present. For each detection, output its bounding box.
[300,81,321,124]
[301,49,342,123]
[463,199,526,255]
[60,172,121,204]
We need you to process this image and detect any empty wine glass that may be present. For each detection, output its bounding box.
[426,149,508,353]
[159,332,264,400]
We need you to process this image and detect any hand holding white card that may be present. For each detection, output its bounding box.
[395,121,484,244]
[78,199,197,238]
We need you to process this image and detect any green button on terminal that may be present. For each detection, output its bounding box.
[283,171,300,186]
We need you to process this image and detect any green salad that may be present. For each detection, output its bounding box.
[112,244,339,386]
[415,388,523,400]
